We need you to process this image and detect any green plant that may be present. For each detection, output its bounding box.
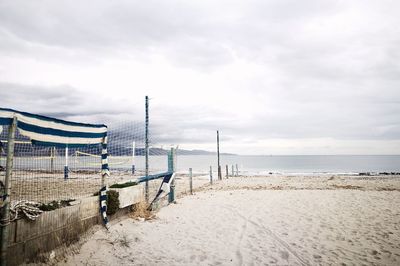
[109,181,138,189]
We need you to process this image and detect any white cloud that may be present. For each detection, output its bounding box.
[0,0,399,154]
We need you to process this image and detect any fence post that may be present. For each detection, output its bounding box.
[231,165,234,177]
[236,164,239,176]
[0,116,17,266]
[226,165,228,179]
[168,148,176,203]
[189,168,193,195]
[209,166,213,185]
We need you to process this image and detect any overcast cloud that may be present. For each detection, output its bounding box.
[0,0,399,154]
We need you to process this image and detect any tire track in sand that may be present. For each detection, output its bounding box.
[222,204,309,266]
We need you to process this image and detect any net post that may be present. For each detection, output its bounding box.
[64,146,69,180]
[50,146,55,172]
[131,141,136,175]
[0,116,17,266]
[145,96,149,203]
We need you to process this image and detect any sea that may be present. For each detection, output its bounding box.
[5,155,400,176]
[174,155,400,175]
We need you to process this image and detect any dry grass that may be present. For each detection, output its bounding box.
[332,184,364,190]
[130,201,156,221]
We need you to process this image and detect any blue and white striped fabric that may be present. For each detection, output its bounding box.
[0,107,110,227]
[0,108,107,147]
[101,136,110,177]
[99,186,110,229]
[148,172,175,210]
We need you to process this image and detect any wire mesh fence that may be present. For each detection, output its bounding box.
[0,103,222,265]
[0,119,173,207]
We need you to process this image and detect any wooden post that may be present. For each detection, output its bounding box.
[226,165,229,179]
[189,168,193,195]
[231,165,234,177]
[0,117,17,266]
[145,96,149,203]
[209,166,213,185]
[217,130,222,180]
[236,164,239,176]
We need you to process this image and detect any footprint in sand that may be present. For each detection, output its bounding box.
[313,254,322,260]
[280,250,289,261]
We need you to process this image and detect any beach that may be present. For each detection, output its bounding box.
[44,174,400,265]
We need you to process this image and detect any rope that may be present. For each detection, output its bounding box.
[74,151,131,166]
[10,200,43,221]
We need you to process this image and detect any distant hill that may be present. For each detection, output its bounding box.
[134,148,236,156]
[176,149,236,156]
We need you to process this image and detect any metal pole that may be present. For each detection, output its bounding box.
[217,130,221,180]
[145,96,149,202]
[0,117,17,266]
[64,146,69,180]
[168,148,173,172]
[189,168,193,195]
[50,146,55,172]
[132,141,136,175]
[168,148,175,203]
[209,166,213,185]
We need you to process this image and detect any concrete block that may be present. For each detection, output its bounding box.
[110,185,144,208]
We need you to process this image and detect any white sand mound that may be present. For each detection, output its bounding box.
[60,189,400,265]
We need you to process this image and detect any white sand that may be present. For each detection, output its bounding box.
[57,175,400,266]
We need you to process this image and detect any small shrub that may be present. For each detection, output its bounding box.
[39,199,74,211]
[106,190,119,215]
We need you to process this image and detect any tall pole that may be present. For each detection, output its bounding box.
[132,141,136,175]
[0,117,17,266]
[50,146,55,172]
[64,146,68,180]
[145,96,149,202]
[217,130,221,180]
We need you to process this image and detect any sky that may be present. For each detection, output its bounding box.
[0,0,400,155]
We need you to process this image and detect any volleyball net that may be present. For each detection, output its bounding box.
[0,111,174,206]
